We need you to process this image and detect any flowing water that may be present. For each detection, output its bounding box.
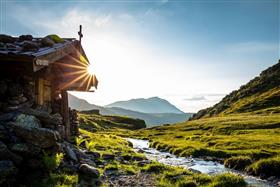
[126,138,273,187]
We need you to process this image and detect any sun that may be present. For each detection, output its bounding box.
[87,64,95,75]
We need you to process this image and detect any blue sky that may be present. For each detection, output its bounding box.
[1,0,279,112]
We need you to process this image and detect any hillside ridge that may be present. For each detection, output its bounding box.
[106,96,184,114]
[192,60,280,119]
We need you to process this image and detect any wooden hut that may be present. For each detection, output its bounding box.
[0,32,98,140]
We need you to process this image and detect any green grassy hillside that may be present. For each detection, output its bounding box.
[126,61,280,180]
[78,111,146,131]
[192,61,280,119]
[129,113,280,179]
[132,114,280,158]
[77,114,248,187]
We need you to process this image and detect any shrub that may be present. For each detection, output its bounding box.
[85,140,95,151]
[75,137,85,148]
[47,34,65,43]
[49,173,78,186]
[246,157,280,178]
[43,152,64,172]
[224,156,252,170]
[210,173,246,187]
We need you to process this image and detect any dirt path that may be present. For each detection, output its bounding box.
[107,173,156,187]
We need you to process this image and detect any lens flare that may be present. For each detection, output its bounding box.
[87,64,95,75]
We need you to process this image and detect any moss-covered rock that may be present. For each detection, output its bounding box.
[246,157,280,178]
[224,156,252,171]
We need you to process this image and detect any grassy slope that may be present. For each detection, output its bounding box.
[76,113,247,187]
[192,61,280,119]
[78,112,146,131]
[125,61,280,179]
[131,114,280,158]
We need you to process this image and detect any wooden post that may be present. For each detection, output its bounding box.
[61,90,71,140]
[36,78,44,105]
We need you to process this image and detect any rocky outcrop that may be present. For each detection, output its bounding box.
[9,122,61,148]
[79,163,100,178]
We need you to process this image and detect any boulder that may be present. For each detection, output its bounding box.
[21,41,39,52]
[0,141,22,165]
[19,35,33,41]
[9,122,61,148]
[0,160,17,184]
[85,151,101,159]
[80,159,97,168]
[15,114,41,128]
[79,164,100,178]
[19,108,62,127]
[10,143,41,157]
[64,145,78,162]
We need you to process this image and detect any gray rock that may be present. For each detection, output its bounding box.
[79,164,100,178]
[9,122,61,148]
[102,153,115,160]
[0,141,22,165]
[8,100,20,106]
[11,143,28,153]
[0,160,17,184]
[21,41,39,52]
[15,114,41,128]
[10,143,41,156]
[19,96,28,103]
[85,151,101,159]
[19,35,33,41]
[73,148,88,161]
[65,146,78,162]
[80,159,96,167]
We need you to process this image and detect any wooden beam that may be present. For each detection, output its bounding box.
[61,90,70,140]
[36,78,44,106]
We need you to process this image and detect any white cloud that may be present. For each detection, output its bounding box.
[8,5,246,113]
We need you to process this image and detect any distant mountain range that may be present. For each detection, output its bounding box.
[68,95,193,127]
[105,97,184,114]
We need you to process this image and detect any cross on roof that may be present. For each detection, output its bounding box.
[78,25,83,43]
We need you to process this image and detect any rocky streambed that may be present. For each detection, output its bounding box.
[126,138,274,187]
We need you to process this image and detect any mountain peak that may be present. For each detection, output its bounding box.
[106,97,184,114]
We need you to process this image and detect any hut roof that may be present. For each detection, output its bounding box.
[0,34,98,91]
